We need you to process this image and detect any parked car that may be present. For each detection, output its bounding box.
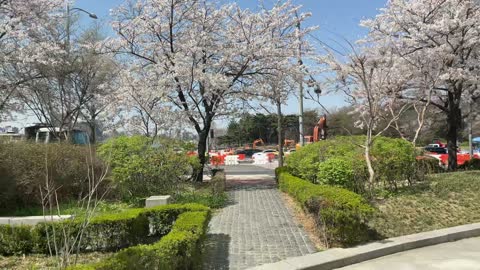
[262,149,279,156]
[243,149,262,158]
[253,150,278,160]
[234,150,247,155]
[424,146,447,154]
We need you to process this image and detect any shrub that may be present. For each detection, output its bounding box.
[278,171,375,246]
[416,156,444,176]
[286,136,417,193]
[459,158,480,171]
[97,136,198,200]
[317,157,355,189]
[68,209,211,270]
[0,225,36,255]
[0,143,106,213]
[210,170,226,195]
[371,137,417,189]
[0,204,209,256]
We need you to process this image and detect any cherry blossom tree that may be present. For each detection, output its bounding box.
[325,46,411,190]
[0,0,63,119]
[361,0,480,170]
[116,67,183,138]
[110,0,310,181]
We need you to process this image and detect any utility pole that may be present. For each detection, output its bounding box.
[469,98,474,157]
[66,2,70,52]
[296,14,305,146]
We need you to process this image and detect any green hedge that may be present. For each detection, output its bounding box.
[68,210,211,270]
[286,136,417,193]
[0,225,37,255]
[0,204,209,256]
[278,171,375,246]
[275,166,290,182]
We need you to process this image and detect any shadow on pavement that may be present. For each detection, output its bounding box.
[203,233,231,270]
[226,179,277,191]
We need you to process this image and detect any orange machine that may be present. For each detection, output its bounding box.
[305,115,327,143]
[284,139,296,148]
[253,138,264,149]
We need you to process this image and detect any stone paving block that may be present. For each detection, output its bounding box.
[204,178,315,270]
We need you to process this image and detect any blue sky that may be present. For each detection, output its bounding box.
[76,0,387,115]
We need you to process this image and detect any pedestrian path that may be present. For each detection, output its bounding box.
[204,175,315,270]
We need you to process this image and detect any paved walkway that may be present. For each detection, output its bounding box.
[338,237,480,270]
[204,171,315,270]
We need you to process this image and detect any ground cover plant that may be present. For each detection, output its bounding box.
[370,171,480,238]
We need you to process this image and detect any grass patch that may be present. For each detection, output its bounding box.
[370,171,480,238]
[0,252,113,270]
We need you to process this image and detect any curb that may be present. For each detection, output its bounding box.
[0,215,73,226]
[248,222,480,270]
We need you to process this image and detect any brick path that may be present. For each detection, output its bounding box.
[204,177,315,270]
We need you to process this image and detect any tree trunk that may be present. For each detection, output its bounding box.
[365,126,375,195]
[89,116,96,144]
[276,101,284,167]
[195,114,213,183]
[195,130,208,182]
[446,94,461,170]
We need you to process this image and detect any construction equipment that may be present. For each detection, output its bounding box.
[305,115,327,143]
[253,138,264,149]
[284,139,296,148]
[296,116,327,149]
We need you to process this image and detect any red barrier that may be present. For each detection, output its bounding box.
[210,155,225,166]
[438,153,475,166]
[238,154,246,160]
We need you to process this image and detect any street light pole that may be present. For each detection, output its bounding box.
[65,1,98,52]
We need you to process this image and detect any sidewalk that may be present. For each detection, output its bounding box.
[204,170,315,270]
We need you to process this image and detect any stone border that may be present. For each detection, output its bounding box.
[249,222,480,270]
[0,215,72,226]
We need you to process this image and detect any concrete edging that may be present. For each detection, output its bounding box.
[0,215,73,226]
[249,222,480,270]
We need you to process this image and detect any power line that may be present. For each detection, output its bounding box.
[307,33,346,56]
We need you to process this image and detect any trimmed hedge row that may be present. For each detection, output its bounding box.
[277,168,375,246]
[0,204,209,256]
[68,210,211,270]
